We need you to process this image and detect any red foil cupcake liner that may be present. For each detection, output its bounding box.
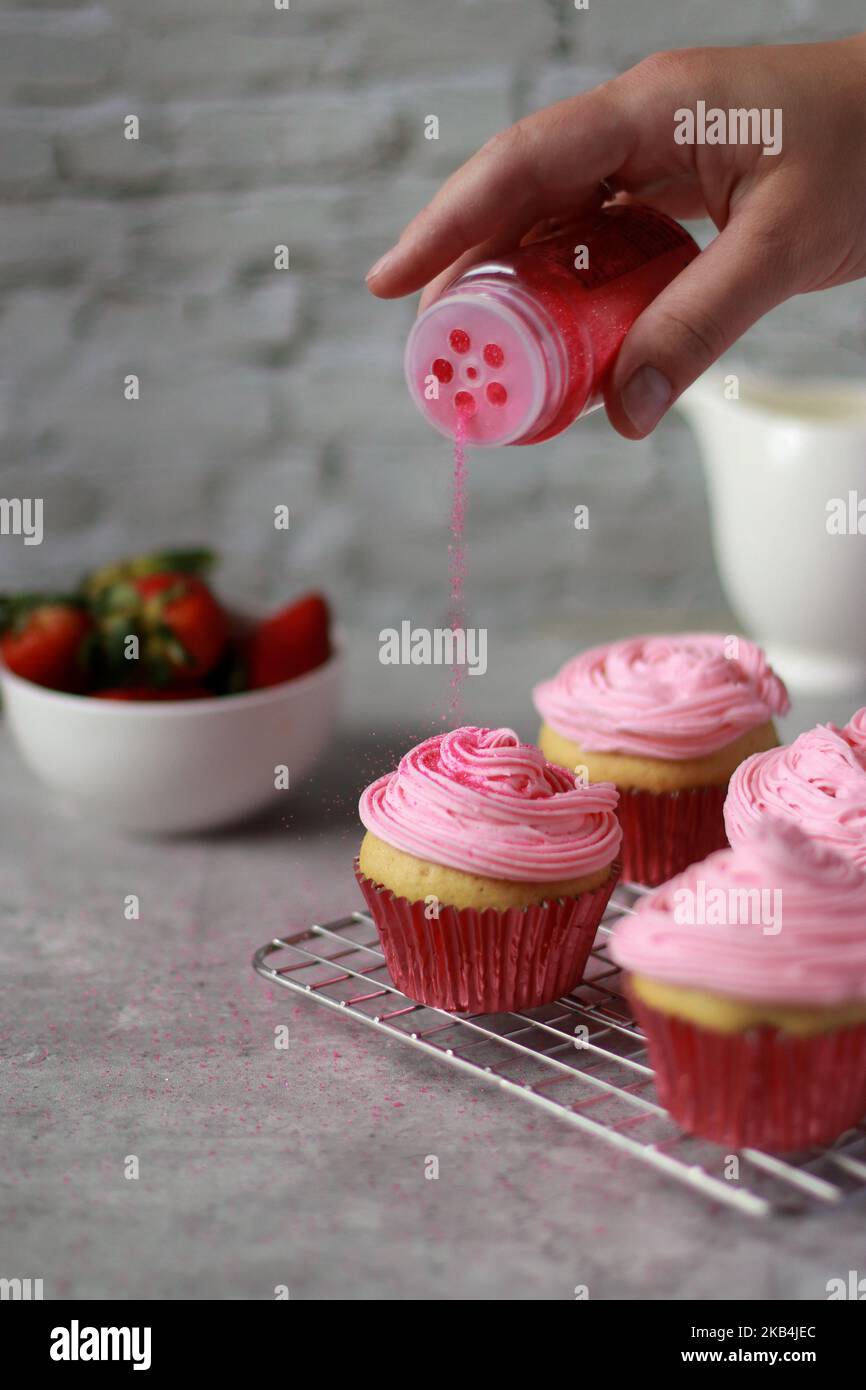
[616,784,728,886]
[355,859,620,1014]
[632,994,866,1152]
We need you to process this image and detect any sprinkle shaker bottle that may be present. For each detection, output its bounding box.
[405,203,699,446]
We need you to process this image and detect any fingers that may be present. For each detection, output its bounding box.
[605,192,798,438]
[367,85,633,299]
[612,178,709,222]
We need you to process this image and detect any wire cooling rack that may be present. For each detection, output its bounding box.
[253,884,866,1218]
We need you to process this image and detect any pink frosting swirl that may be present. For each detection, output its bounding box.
[841,705,866,757]
[359,726,621,882]
[724,724,866,868]
[610,820,866,1005]
[533,633,789,759]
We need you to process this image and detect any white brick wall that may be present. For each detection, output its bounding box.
[0,0,862,640]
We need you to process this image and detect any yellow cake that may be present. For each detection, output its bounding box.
[538,718,779,793]
[629,973,866,1037]
[359,829,610,911]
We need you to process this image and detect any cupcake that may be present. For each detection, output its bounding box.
[725,720,866,869]
[357,725,622,1013]
[610,821,866,1151]
[533,633,789,886]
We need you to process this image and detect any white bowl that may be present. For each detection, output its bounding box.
[0,639,344,835]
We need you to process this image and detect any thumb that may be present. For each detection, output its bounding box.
[605,202,796,439]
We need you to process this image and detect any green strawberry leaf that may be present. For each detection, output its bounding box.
[83,547,216,596]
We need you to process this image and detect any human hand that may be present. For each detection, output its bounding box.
[367,35,866,439]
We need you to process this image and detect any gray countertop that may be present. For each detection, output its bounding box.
[3,632,865,1301]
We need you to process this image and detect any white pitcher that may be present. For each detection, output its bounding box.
[678,369,866,695]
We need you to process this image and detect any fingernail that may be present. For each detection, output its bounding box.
[621,366,673,434]
[366,248,396,282]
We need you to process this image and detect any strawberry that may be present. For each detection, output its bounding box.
[0,597,92,692]
[93,572,229,686]
[94,685,213,701]
[243,592,331,690]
